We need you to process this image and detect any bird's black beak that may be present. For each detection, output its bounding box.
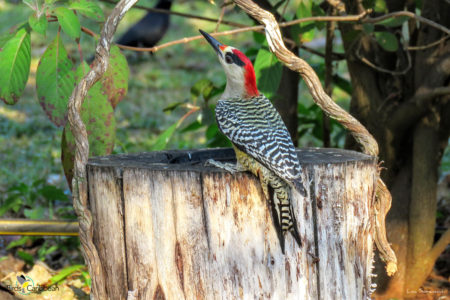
[199,29,224,58]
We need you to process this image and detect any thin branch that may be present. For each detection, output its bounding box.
[99,0,248,28]
[365,11,450,36]
[323,7,336,148]
[355,42,412,75]
[81,26,97,38]
[110,9,450,59]
[114,12,370,54]
[214,5,226,33]
[67,0,138,298]
[406,35,450,51]
[428,216,450,265]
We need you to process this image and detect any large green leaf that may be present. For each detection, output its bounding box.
[0,28,31,105]
[54,7,81,40]
[36,34,74,126]
[70,0,104,21]
[62,62,116,186]
[0,28,31,104]
[1,30,30,105]
[375,31,398,52]
[28,12,48,35]
[99,45,129,108]
[253,46,282,99]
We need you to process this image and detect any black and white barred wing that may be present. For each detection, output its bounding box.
[215,95,305,193]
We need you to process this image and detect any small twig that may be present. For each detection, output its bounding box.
[177,106,200,126]
[114,12,371,53]
[365,11,450,36]
[355,42,412,75]
[323,7,336,148]
[406,35,450,51]
[214,5,226,33]
[428,227,450,264]
[81,26,97,38]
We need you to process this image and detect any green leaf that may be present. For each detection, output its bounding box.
[36,34,75,126]
[163,101,184,113]
[190,79,215,102]
[24,206,45,219]
[332,74,352,95]
[151,122,177,151]
[17,251,34,266]
[6,236,31,250]
[362,24,374,34]
[0,31,15,48]
[252,31,265,44]
[54,7,81,40]
[38,185,69,202]
[99,45,129,108]
[180,120,203,133]
[28,12,48,35]
[48,264,85,285]
[70,0,104,21]
[81,271,91,287]
[253,46,282,99]
[62,62,116,185]
[375,31,398,52]
[0,29,31,105]
[294,0,315,42]
[377,16,409,27]
[0,196,23,217]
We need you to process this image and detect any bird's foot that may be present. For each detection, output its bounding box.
[204,159,244,174]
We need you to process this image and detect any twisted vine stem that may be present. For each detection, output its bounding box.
[67,0,138,298]
[233,0,397,276]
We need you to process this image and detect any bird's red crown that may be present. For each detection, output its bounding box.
[231,49,259,98]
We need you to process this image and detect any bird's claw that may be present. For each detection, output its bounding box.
[205,159,241,174]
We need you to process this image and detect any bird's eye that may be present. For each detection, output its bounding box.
[225,53,233,64]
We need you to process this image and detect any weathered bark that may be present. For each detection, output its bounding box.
[86,148,377,299]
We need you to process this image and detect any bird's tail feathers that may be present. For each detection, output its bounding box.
[289,207,302,248]
[292,179,307,197]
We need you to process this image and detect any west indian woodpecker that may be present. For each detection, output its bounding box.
[199,29,306,253]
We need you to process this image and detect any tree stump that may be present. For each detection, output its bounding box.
[87,148,377,299]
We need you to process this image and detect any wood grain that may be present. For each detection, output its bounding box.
[87,148,377,299]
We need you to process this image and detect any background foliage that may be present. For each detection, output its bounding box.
[0,0,448,297]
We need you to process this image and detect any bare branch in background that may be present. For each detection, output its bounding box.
[100,0,247,28]
[323,7,336,148]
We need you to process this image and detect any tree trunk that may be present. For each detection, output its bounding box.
[86,148,378,299]
[339,0,450,297]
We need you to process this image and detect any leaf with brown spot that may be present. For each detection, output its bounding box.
[61,61,116,186]
[36,34,74,126]
[100,45,129,108]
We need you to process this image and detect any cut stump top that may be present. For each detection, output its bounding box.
[88,147,375,171]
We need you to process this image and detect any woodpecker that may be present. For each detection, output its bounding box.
[200,30,306,253]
